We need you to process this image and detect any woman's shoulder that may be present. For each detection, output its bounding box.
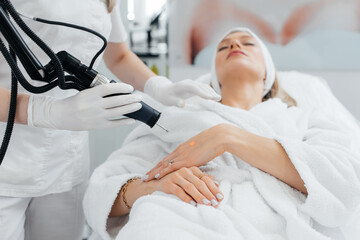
[251,98,310,139]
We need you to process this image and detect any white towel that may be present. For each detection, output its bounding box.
[84,94,360,240]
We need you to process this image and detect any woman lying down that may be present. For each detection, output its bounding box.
[84,28,360,240]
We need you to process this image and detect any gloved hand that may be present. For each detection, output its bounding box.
[28,83,143,131]
[144,76,221,107]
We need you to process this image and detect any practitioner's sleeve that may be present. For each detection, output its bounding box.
[108,3,127,43]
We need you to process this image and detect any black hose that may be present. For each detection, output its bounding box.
[0,36,58,93]
[2,0,65,93]
[0,41,17,165]
[34,17,107,70]
[0,0,62,164]
[0,0,109,163]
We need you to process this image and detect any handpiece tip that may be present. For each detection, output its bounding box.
[156,124,169,132]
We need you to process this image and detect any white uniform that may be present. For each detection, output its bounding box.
[0,0,126,239]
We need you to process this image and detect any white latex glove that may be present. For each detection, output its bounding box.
[28,83,143,131]
[144,76,221,107]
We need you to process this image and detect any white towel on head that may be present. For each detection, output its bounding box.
[210,27,276,96]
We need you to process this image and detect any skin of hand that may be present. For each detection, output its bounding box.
[153,166,223,207]
[109,166,224,217]
[144,124,227,182]
[143,123,307,194]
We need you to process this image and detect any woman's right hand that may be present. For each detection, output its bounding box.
[153,166,224,207]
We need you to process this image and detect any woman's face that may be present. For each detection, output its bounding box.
[215,31,266,88]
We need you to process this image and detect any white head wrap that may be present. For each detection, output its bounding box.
[210,27,275,97]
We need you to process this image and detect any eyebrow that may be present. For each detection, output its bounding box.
[219,35,254,44]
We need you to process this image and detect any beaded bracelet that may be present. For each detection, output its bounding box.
[121,177,141,210]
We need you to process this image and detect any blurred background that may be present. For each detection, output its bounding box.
[92,0,360,173]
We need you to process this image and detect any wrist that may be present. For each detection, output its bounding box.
[217,124,246,154]
[144,179,157,194]
[128,178,156,198]
[211,124,231,154]
[16,93,29,125]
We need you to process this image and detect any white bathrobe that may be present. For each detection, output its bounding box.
[84,95,360,240]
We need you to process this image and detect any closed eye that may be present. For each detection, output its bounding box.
[243,42,255,46]
[218,46,228,52]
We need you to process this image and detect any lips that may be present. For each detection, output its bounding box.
[227,50,247,59]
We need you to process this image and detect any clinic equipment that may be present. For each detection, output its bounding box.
[0,0,167,164]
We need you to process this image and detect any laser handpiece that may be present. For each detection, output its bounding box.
[46,51,168,131]
[104,85,168,131]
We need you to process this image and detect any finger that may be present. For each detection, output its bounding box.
[105,103,142,119]
[201,175,224,202]
[198,84,221,101]
[200,173,219,185]
[175,173,211,206]
[95,83,134,97]
[183,173,219,207]
[189,84,219,100]
[101,94,143,109]
[144,153,179,181]
[171,185,197,207]
[143,163,165,182]
[155,161,185,180]
[144,157,171,182]
[143,163,163,181]
[103,118,136,128]
[175,81,220,100]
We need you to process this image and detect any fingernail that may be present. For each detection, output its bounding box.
[155,173,160,179]
[216,193,224,200]
[211,199,218,207]
[202,199,211,205]
[141,175,149,181]
[190,201,197,207]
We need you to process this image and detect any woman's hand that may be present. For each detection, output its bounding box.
[144,124,231,182]
[154,166,224,207]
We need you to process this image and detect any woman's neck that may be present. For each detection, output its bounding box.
[220,81,263,110]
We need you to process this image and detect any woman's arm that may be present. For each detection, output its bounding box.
[103,42,156,92]
[145,124,307,194]
[109,178,155,217]
[222,124,307,194]
[0,86,29,124]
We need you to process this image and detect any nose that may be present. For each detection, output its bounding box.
[230,39,241,49]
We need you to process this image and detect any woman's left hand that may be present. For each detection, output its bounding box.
[143,124,229,182]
